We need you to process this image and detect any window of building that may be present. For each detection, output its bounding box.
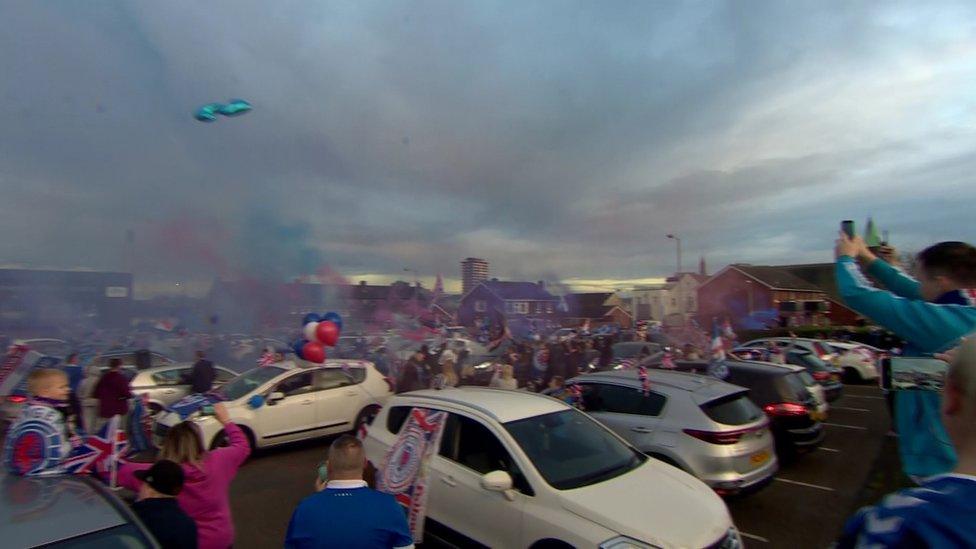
[536,302,544,313]
[686,296,695,310]
[510,302,529,314]
[546,303,553,314]
[670,298,677,307]
[475,300,487,312]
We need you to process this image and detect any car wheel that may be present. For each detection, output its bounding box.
[354,405,381,433]
[530,540,574,549]
[843,367,864,384]
[209,427,256,454]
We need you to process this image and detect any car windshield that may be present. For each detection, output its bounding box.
[613,343,658,358]
[216,367,286,401]
[700,392,764,425]
[504,409,645,490]
[788,351,831,372]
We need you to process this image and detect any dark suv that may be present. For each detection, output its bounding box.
[649,359,825,458]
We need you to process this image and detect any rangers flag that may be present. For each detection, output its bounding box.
[376,408,449,541]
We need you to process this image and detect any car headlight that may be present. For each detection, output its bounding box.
[599,536,659,549]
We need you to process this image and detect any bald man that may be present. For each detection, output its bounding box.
[838,338,976,547]
[285,435,413,549]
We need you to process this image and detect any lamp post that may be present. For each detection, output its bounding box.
[666,234,682,274]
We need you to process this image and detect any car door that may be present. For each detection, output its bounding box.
[579,382,666,451]
[426,413,526,548]
[310,369,361,433]
[147,367,192,407]
[257,371,317,443]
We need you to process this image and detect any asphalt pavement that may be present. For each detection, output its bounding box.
[226,382,904,549]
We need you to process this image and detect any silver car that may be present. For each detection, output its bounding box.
[130,363,238,412]
[1,470,159,548]
[568,369,778,496]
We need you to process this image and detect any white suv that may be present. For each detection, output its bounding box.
[154,360,392,450]
[364,387,740,548]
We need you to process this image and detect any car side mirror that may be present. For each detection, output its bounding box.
[481,470,515,501]
[268,391,285,405]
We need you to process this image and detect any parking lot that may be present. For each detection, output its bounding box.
[225,382,897,549]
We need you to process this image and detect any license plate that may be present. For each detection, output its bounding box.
[811,411,827,421]
[750,450,770,465]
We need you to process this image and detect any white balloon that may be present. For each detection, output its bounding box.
[303,321,319,342]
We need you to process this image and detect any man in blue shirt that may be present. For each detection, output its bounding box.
[285,435,414,549]
[835,236,976,477]
[838,337,976,547]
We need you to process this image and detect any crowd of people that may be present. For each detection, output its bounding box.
[5,231,976,548]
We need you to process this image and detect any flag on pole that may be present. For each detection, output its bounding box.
[569,384,585,410]
[710,321,727,362]
[376,408,449,542]
[865,217,882,248]
[638,365,650,396]
[61,415,128,477]
[127,394,154,454]
[661,350,676,369]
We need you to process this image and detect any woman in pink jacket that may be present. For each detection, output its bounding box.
[120,402,250,549]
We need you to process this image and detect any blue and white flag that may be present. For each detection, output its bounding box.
[167,393,224,420]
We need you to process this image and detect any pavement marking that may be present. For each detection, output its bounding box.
[819,446,841,453]
[831,406,871,412]
[775,477,836,491]
[739,531,770,543]
[843,395,885,400]
[824,422,868,430]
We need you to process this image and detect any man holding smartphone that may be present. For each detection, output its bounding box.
[835,232,976,478]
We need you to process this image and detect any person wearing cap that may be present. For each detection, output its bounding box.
[132,460,198,549]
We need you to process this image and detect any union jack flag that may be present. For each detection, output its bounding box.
[710,321,727,362]
[257,350,276,367]
[661,351,676,369]
[62,416,127,477]
[569,384,585,410]
[638,366,650,396]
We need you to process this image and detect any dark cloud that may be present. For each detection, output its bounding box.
[1,0,975,294]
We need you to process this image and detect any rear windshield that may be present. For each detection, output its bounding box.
[700,392,763,425]
[789,351,831,372]
[776,373,812,403]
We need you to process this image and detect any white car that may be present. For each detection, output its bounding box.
[824,341,881,382]
[739,337,838,363]
[153,360,393,451]
[364,387,740,548]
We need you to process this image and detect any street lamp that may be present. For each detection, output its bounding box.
[666,234,682,274]
[745,280,753,315]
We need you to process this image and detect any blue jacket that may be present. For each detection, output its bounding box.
[836,256,976,476]
[838,474,976,548]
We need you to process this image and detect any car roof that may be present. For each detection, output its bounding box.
[397,387,569,423]
[576,369,743,399]
[1,473,130,547]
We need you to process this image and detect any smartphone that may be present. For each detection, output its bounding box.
[200,404,215,416]
[841,220,856,239]
[317,460,329,483]
[882,357,949,392]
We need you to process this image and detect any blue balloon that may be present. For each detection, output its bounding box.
[248,395,265,409]
[218,99,252,117]
[322,312,343,331]
[293,339,308,359]
[194,103,221,122]
[303,313,322,325]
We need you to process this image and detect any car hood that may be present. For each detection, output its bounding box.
[559,459,731,548]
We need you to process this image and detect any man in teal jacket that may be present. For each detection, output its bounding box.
[835,235,976,477]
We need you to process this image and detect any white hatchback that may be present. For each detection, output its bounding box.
[153,360,393,450]
[364,388,740,549]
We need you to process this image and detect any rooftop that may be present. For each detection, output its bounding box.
[399,386,569,423]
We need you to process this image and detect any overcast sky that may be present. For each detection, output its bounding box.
[2,1,975,295]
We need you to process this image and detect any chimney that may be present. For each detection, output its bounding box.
[537,280,545,289]
[359,280,367,286]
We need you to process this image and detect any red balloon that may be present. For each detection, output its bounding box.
[302,341,326,363]
[316,321,340,347]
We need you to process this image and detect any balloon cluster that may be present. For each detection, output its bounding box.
[292,312,343,364]
[194,99,253,122]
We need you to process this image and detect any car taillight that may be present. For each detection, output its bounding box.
[5,395,28,404]
[812,371,831,381]
[763,402,809,417]
[683,428,747,445]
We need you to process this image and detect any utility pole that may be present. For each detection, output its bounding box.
[666,234,682,274]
